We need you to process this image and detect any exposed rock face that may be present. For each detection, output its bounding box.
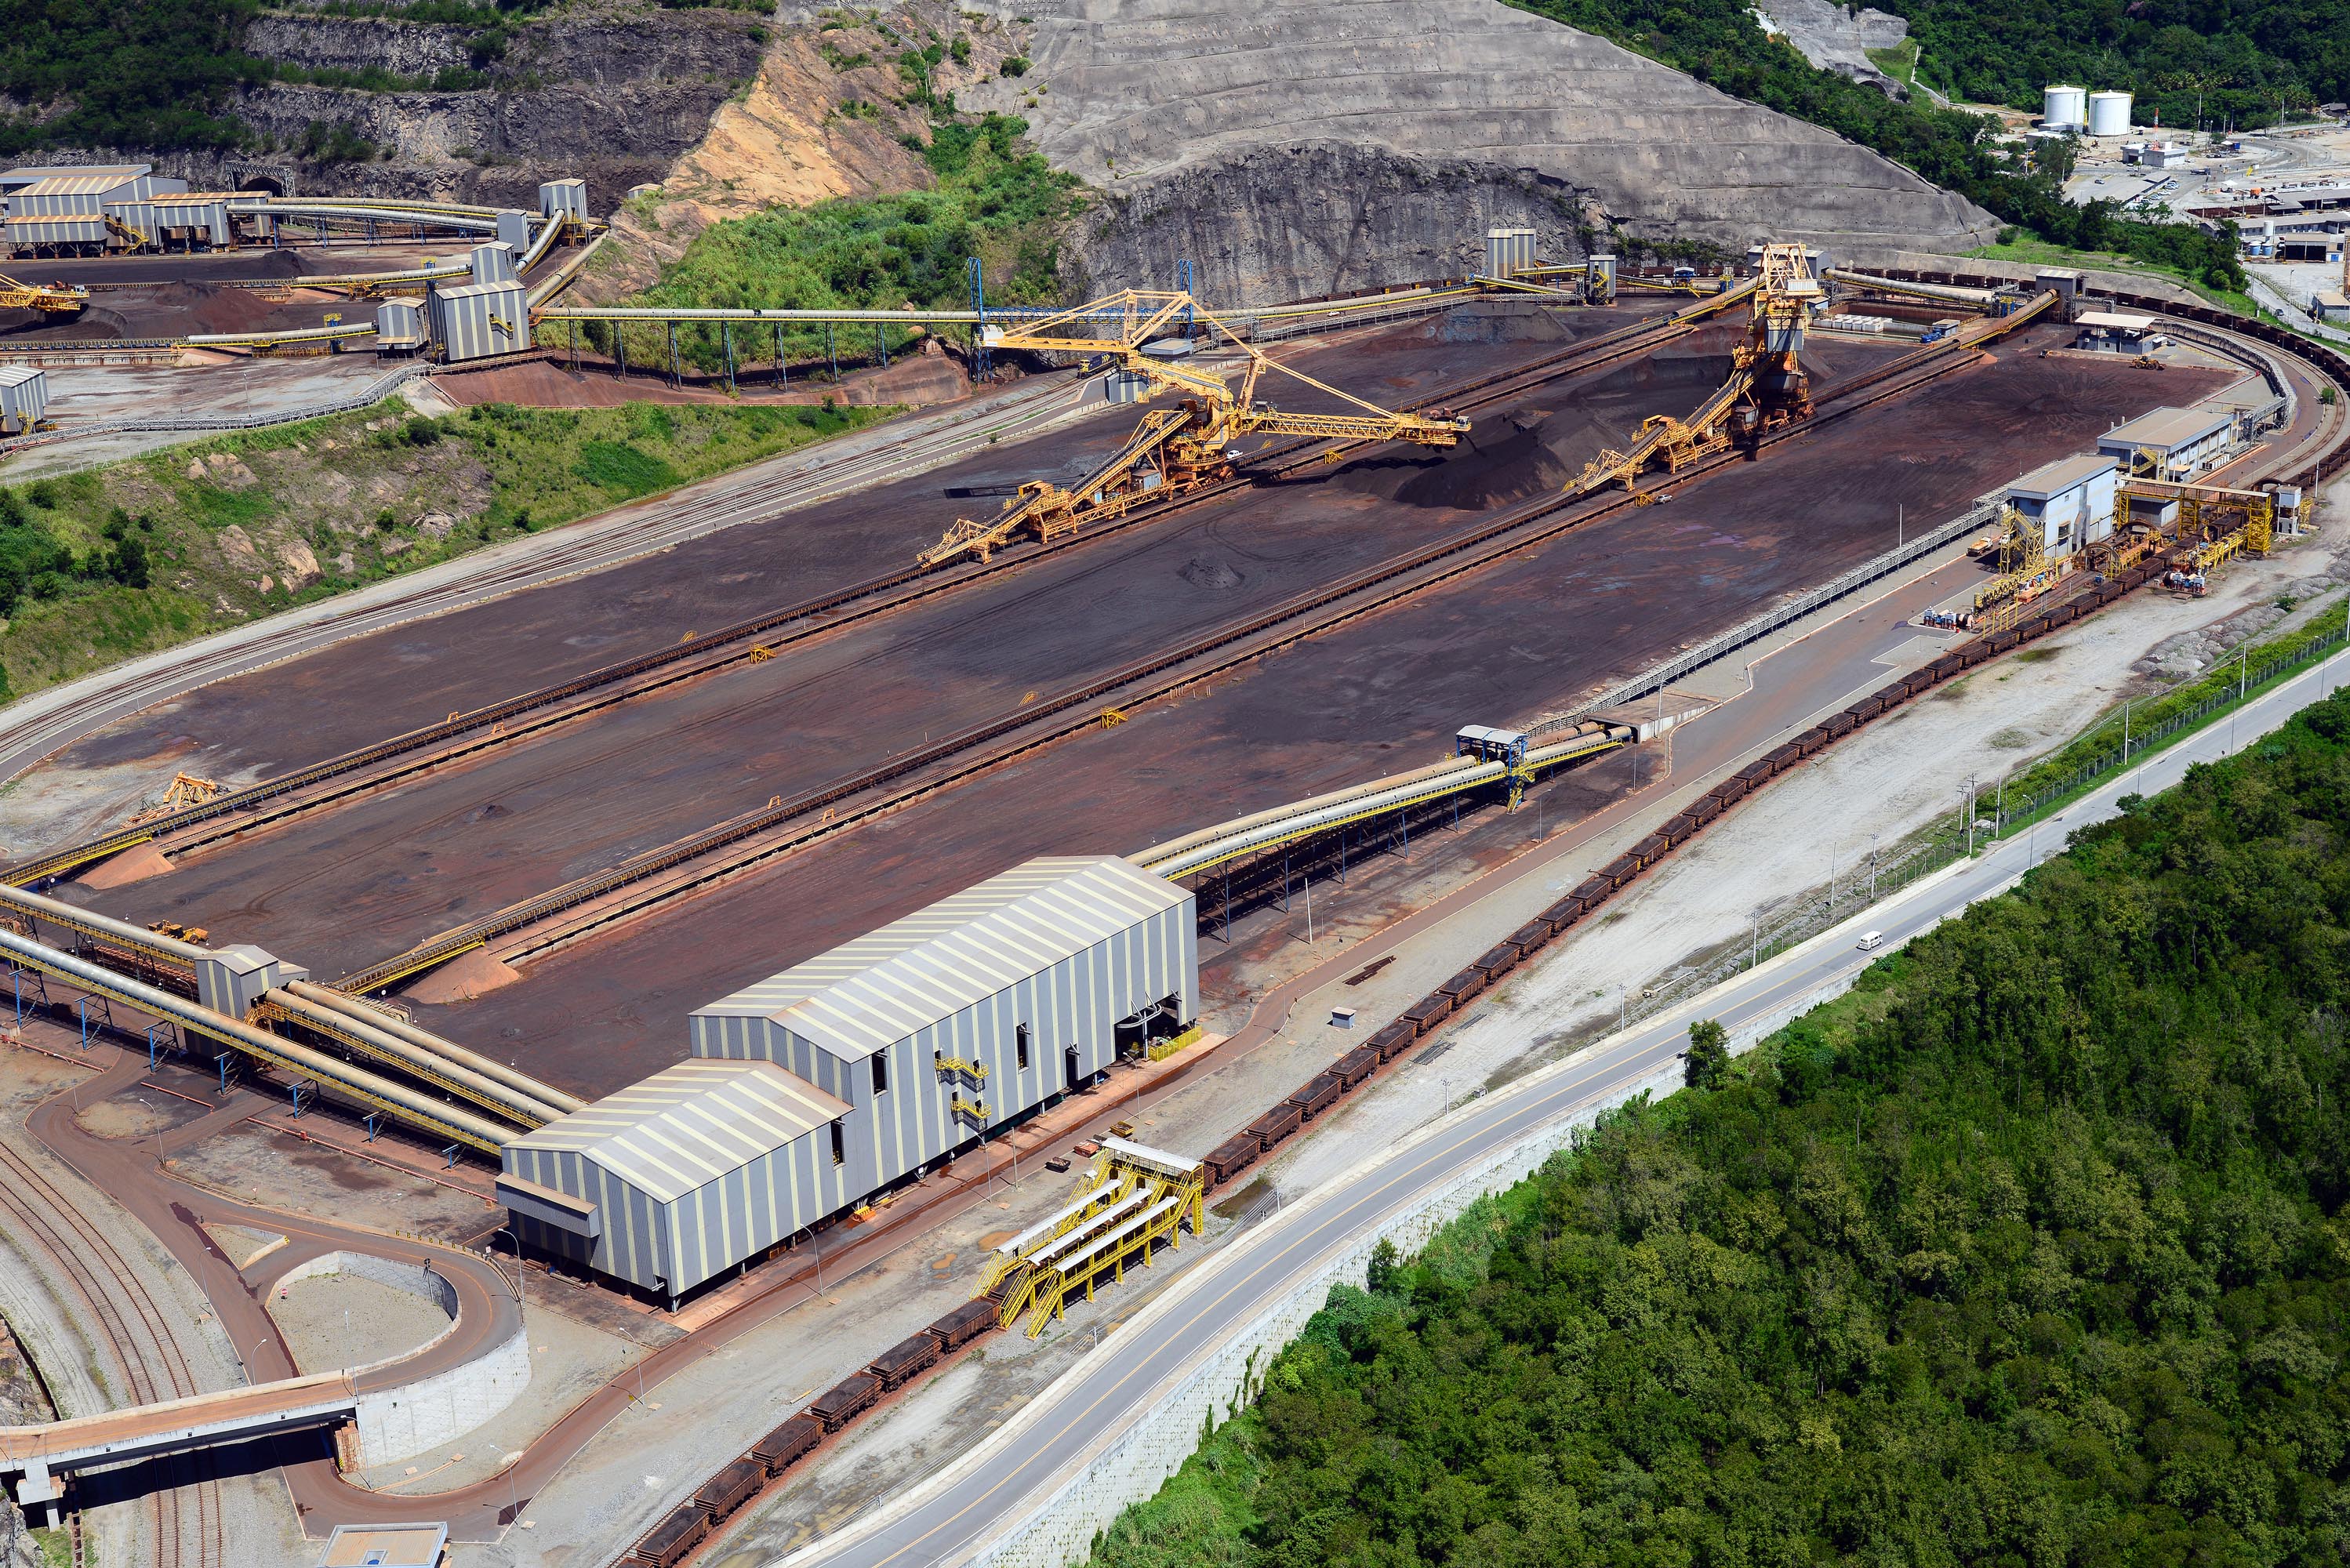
[934,0,1998,301]
[1750,0,1912,98]
[576,2,1030,300]
[154,2,768,212]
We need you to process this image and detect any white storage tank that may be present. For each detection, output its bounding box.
[2087,91,2132,137]
[2043,84,2087,129]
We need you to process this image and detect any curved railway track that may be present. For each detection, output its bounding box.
[27,299,1716,886]
[0,1102,225,1568]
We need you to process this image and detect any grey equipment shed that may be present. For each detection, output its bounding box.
[538,179,588,222]
[0,365,47,434]
[691,856,1197,1203]
[374,298,426,352]
[495,209,531,251]
[469,241,518,285]
[427,278,526,363]
[499,1056,853,1300]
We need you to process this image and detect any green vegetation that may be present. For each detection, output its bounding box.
[612,110,1081,375]
[1095,679,2350,1568]
[1891,0,2347,130]
[2001,595,2347,805]
[1508,0,2247,290]
[0,398,883,699]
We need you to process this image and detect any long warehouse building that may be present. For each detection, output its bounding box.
[497,857,1198,1303]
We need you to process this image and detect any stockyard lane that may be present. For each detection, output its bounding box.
[0,371,1088,782]
[784,644,2350,1568]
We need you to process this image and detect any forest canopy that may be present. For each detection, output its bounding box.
[1096,681,2350,1568]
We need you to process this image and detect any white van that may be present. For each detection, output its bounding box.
[1857,931,1885,952]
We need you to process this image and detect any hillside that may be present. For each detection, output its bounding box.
[1093,683,2350,1568]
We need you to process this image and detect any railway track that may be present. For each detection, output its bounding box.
[347,309,2008,991]
[0,1113,224,1568]
[40,300,1713,885]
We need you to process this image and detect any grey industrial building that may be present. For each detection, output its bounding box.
[468,242,518,285]
[0,365,49,434]
[374,299,427,353]
[538,179,589,223]
[499,857,1198,1303]
[427,278,527,363]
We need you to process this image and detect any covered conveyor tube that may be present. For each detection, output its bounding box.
[0,928,513,1152]
[281,980,584,1116]
[1825,269,2002,309]
[260,985,566,1127]
[0,883,206,966]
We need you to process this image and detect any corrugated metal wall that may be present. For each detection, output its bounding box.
[692,895,1197,1200]
[429,281,526,363]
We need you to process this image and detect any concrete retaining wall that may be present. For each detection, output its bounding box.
[268,1250,529,1466]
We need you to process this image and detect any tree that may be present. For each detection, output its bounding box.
[1685,1016,1729,1087]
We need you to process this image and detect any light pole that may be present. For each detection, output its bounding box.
[491,1227,525,1317]
[1303,873,1314,945]
[1870,833,1879,899]
[485,1439,520,1523]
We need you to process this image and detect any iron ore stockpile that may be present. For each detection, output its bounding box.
[38,310,2220,1104]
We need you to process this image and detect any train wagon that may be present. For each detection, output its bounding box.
[750,1414,823,1476]
[868,1332,940,1391]
[1202,1132,1262,1186]
[1333,1045,1379,1087]
[1247,1102,1303,1149]
[1400,995,1452,1035]
[627,1505,710,1568]
[1288,1073,1342,1119]
[1473,942,1520,980]
[1509,919,1553,953]
[693,1457,765,1523]
[1684,795,1721,828]
[1436,966,1486,1004]
[928,1299,1000,1352]
[810,1371,881,1432]
[1368,1022,1416,1062]
[1600,854,1643,888]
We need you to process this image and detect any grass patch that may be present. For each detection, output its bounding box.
[0,397,888,701]
[1864,39,1917,89]
[580,109,1082,376]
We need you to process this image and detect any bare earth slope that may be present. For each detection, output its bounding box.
[941,0,1998,299]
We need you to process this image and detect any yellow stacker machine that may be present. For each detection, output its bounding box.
[919,289,1471,568]
[0,273,89,315]
[1570,241,1824,495]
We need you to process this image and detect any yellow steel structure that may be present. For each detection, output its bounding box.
[0,273,88,314]
[2123,479,2275,566]
[1571,242,1822,495]
[123,772,221,829]
[1972,503,2069,635]
[978,1138,1207,1336]
[103,215,147,251]
[921,290,1469,567]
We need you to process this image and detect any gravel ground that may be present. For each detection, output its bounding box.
[0,1044,307,1568]
[267,1272,450,1376]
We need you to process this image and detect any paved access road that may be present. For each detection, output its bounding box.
[786,644,2350,1568]
[0,371,1087,784]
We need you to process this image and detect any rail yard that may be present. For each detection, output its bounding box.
[0,209,2345,1568]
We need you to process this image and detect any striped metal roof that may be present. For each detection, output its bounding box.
[10,174,141,198]
[695,857,1188,1060]
[506,1058,848,1203]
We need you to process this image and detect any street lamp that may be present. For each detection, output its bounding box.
[483,1439,520,1523]
[490,1228,525,1316]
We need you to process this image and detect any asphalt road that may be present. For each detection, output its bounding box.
[0,369,1088,784]
[784,637,2350,1568]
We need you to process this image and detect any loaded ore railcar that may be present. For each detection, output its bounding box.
[1368,1022,1416,1061]
[810,1371,881,1432]
[750,1414,823,1476]
[868,1333,940,1391]
[1473,942,1520,980]
[628,1505,710,1568]
[1333,1046,1379,1087]
[1288,1073,1342,1119]
[928,1299,999,1351]
[1509,920,1553,953]
[693,1457,765,1522]
[1247,1102,1303,1149]
[1400,996,1452,1034]
[1203,1133,1261,1186]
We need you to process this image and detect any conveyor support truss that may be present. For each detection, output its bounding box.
[978,1137,1205,1336]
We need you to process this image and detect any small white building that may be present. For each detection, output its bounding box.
[2073,310,2160,353]
[2098,406,2236,481]
[2007,453,2119,557]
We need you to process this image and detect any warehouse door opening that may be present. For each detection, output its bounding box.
[1064,1045,1082,1094]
